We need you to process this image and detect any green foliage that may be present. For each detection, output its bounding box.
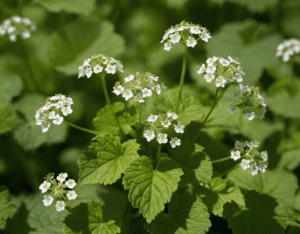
[62,202,120,234]
[78,134,140,185]
[195,177,245,217]
[93,102,137,136]
[210,0,278,12]
[13,93,68,150]
[223,190,285,234]
[144,192,211,234]
[167,141,213,185]
[123,156,183,223]
[50,20,125,75]
[35,0,96,16]
[277,148,300,171]
[0,187,16,230]
[0,106,20,135]
[0,74,23,106]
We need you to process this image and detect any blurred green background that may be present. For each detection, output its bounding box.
[1,0,300,233]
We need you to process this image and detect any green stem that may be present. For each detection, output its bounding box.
[156,144,162,162]
[193,88,219,142]
[64,120,97,135]
[175,46,188,114]
[239,109,244,134]
[100,74,121,128]
[212,156,232,164]
[18,0,23,16]
[215,164,240,178]
[138,102,142,138]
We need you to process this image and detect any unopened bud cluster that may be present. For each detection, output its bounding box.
[197,56,244,88]
[78,54,123,78]
[0,15,36,42]
[113,72,167,103]
[161,21,211,51]
[276,38,300,62]
[228,84,266,120]
[144,111,184,148]
[35,94,73,132]
[231,141,268,175]
[39,173,77,212]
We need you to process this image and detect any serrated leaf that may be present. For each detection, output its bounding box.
[276,148,300,171]
[62,202,120,234]
[195,178,245,217]
[13,93,68,150]
[0,186,16,230]
[223,190,285,234]
[93,102,137,136]
[0,74,23,106]
[228,168,298,207]
[206,20,282,85]
[145,192,211,234]
[144,88,204,126]
[78,134,140,185]
[168,140,213,185]
[123,156,183,223]
[0,105,20,135]
[50,20,125,75]
[35,0,96,15]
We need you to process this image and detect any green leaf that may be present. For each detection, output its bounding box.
[206,20,282,85]
[13,93,68,150]
[195,178,245,217]
[210,0,277,12]
[223,190,285,234]
[93,102,137,136]
[168,141,213,185]
[144,192,211,234]
[78,134,140,185]
[50,20,125,75]
[0,105,20,135]
[276,148,300,171]
[62,202,120,234]
[0,74,23,106]
[228,168,298,207]
[144,88,204,126]
[123,156,183,223]
[0,186,16,230]
[35,0,96,15]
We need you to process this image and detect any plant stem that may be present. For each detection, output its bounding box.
[215,164,240,178]
[100,74,121,129]
[156,144,162,162]
[193,88,219,142]
[138,102,142,137]
[64,120,97,135]
[18,0,23,16]
[175,46,188,114]
[211,156,232,164]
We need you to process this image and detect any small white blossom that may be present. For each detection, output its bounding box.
[215,76,227,87]
[144,130,155,142]
[53,114,64,125]
[142,88,152,98]
[240,159,250,170]
[55,201,65,212]
[149,75,159,81]
[228,56,240,64]
[170,32,181,44]
[65,179,77,189]
[170,137,181,148]
[190,25,201,34]
[62,106,73,116]
[197,64,206,74]
[49,111,56,119]
[250,163,259,175]
[206,65,217,74]
[157,133,168,144]
[147,114,158,122]
[164,41,172,51]
[235,141,245,151]
[167,111,178,120]
[122,89,133,101]
[231,150,241,161]
[219,58,230,66]
[93,65,103,73]
[161,119,171,128]
[43,195,54,206]
[125,75,135,82]
[261,151,268,161]
[204,73,215,82]
[186,36,197,47]
[234,72,243,82]
[105,64,117,74]
[245,112,255,121]
[113,85,124,95]
[239,83,250,92]
[39,181,51,193]
[57,173,68,182]
[41,122,50,132]
[174,122,184,133]
[21,30,30,39]
[85,67,93,78]
[66,191,77,200]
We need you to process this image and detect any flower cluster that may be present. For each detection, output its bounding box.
[35,94,73,132]
[0,15,36,42]
[231,141,268,175]
[160,21,211,51]
[144,111,184,148]
[276,38,300,62]
[197,56,244,88]
[228,84,266,120]
[39,173,77,212]
[113,72,167,103]
[78,54,123,78]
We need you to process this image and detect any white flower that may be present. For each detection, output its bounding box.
[204,73,215,82]
[154,84,161,95]
[55,201,65,212]
[83,59,91,67]
[122,89,133,101]
[170,32,181,44]
[105,64,117,74]
[231,90,243,100]
[48,111,56,119]
[215,76,227,87]
[239,83,250,92]
[250,163,259,175]
[206,65,217,74]
[142,88,152,98]
[197,64,206,74]
[12,16,21,23]
[21,31,31,39]
[157,133,168,144]
[78,68,85,78]
[39,181,51,193]
[113,85,124,95]
[53,114,63,125]
[9,34,16,42]
[231,150,241,161]
[65,179,77,189]
[62,106,73,116]
[149,75,159,81]
[228,56,240,64]
[124,75,134,82]
[240,159,250,170]
[42,195,54,206]
[144,130,155,142]
[261,151,268,161]
[201,32,211,42]
[245,112,255,121]
[219,58,230,66]
[41,122,50,132]
[161,119,171,128]
[170,137,181,148]
[190,26,201,34]
[186,36,197,47]
[93,65,103,73]
[66,191,77,200]
[57,173,68,182]
[85,67,93,78]
[235,141,245,151]
[164,41,172,51]
[147,114,158,122]
[206,58,216,65]
[167,111,178,120]
[234,72,243,82]
[174,122,184,133]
